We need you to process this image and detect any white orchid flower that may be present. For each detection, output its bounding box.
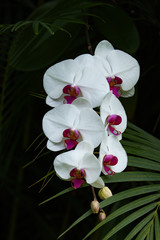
[54,141,104,189]
[100,92,127,140]
[42,98,105,151]
[94,40,140,98]
[43,55,109,108]
[99,135,128,176]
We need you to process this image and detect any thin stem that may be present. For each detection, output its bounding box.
[91,186,97,201]
[84,16,93,55]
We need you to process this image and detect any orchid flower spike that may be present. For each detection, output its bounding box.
[42,98,105,151]
[43,55,109,108]
[100,92,127,140]
[99,135,128,176]
[94,40,140,98]
[54,141,104,189]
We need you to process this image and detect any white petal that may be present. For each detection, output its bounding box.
[91,177,105,188]
[54,150,80,179]
[80,153,101,184]
[100,135,128,174]
[72,97,92,110]
[75,140,94,154]
[77,66,110,108]
[47,139,64,151]
[46,95,64,107]
[78,109,105,148]
[106,50,140,91]
[100,92,127,134]
[95,40,114,58]
[121,87,135,97]
[42,104,79,143]
[43,59,79,99]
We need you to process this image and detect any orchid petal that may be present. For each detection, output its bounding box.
[121,87,135,97]
[106,50,140,91]
[64,139,78,150]
[78,109,105,148]
[54,150,80,179]
[46,95,64,107]
[42,104,79,143]
[43,59,79,99]
[91,177,105,188]
[77,66,110,108]
[71,179,85,189]
[47,139,65,151]
[75,140,94,154]
[100,92,127,134]
[95,40,114,59]
[72,97,92,110]
[100,135,127,174]
[80,153,101,184]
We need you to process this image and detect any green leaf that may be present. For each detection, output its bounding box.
[93,5,140,53]
[83,201,158,240]
[59,185,160,238]
[155,213,160,240]
[103,171,160,183]
[124,212,155,240]
[135,221,154,240]
[128,156,160,172]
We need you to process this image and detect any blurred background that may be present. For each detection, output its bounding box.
[0,0,160,239]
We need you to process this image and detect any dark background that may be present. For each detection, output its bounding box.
[0,0,160,239]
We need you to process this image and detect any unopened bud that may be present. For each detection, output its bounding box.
[98,209,106,221]
[98,186,112,200]
[90,200,100,214]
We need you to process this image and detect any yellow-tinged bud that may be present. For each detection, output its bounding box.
[98,209,106,221]
[90,200,100,214]
[98,186,112,200]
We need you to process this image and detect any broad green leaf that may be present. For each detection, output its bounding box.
[103,171,160,183]
[124,212,155,240]
[155,213,160,240]
[93,5,139,53]
[128,156,160,172]
[58,185,160,238]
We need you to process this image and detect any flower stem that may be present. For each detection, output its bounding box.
[91,186,97,201]
[84,15,93,55]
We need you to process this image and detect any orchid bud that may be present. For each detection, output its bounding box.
[90,200,100,214]
[98,209,106,221]
[98,186,112,200]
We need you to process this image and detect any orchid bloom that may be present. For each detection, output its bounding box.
[43,56,109,108]
[99,135,128,176]
[42,98,105,151]
[94,40,140,98]
[100,92,127,140]
[54,141,104,189]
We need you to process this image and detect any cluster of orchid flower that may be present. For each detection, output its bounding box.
[42,40,140,191]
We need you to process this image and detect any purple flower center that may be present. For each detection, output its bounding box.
[103,154,118,175]
[63,129,79,150]
[106,114,122,136]
[63,84,80,104]
[70,168,86,189]
[107,76,123,98]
